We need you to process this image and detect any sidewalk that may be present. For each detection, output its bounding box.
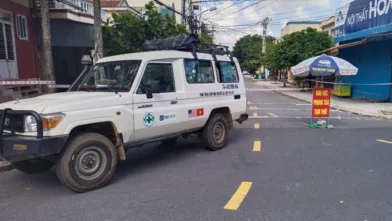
[255,80,392,119]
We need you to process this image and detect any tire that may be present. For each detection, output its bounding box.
[202,113,229,151]
[13,159,54,174]
[56,133,117,193]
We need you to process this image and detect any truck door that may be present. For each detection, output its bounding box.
[132,62,181,141]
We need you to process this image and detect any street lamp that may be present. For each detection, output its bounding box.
[199,7,217,34]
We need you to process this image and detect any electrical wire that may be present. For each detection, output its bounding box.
[213,0,248,16]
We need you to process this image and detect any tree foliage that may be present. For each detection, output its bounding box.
[102,2,188,56]
[263,27,334,76]
[233,35,275,74]
[199,22,214,44]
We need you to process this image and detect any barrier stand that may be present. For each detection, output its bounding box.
[309,87,332,129]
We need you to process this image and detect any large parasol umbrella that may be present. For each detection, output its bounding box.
[291,54,358,77]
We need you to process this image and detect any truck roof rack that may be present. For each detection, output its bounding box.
[142,34,234,63]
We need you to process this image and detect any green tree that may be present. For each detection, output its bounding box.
[103,1,187,56]
[263,27,334,80]
[199,22,214,44]
[233,35,275,74]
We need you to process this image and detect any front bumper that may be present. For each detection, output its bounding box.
[0,109,67,162]
[0,134,67,162]
[236,113,249,124]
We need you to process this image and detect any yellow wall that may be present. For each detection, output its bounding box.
[281,23,321,37]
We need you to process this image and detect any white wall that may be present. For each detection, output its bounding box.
[126,0,184,24]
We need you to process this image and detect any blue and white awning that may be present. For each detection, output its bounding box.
[291,54,358,77]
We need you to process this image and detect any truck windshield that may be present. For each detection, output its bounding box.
[76,60,141,92]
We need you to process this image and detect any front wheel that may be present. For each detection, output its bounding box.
[202,113,229,151]
[13,159,54,174]
[56,133,117,193]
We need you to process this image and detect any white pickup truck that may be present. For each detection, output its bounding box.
[0,49,248,192]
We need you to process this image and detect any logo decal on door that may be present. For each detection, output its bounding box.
[143,112,155,127]
[160,113,176,121]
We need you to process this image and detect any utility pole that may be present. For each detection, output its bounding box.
[39,0,54,92]
[188,0,197,35]
[261,17,272,53]
[93,0,103,63]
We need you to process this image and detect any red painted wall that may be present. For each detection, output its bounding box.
[0,0,39,80]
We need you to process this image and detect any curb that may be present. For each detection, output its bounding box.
[0,161,14,172]
[259,84,392,120]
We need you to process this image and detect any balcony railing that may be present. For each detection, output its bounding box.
[34,0,107,21]
[53,0,93,15]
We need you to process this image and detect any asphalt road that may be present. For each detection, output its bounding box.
[1,77,392,221]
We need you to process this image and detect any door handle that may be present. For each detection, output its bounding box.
[138,104,153,109]
[170,100,178,105]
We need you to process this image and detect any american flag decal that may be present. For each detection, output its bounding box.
[188,108,204,118]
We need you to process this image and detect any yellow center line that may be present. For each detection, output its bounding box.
[268,113,278,117]
[224,181,253,211]
[377,139,392,144]
[253,112,258,117]
[253,141,261,152]
[254,123,260,129]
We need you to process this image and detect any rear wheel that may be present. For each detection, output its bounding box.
[13,159,54,174]
[202,113,229,151]
[56,133,117,193]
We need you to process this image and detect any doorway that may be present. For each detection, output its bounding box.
[0,9,18,79]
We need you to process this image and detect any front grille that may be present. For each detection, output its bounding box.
[4,115,24,133]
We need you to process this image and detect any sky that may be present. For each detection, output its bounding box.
[199,0,354,47]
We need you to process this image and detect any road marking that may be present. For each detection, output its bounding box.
[377,139,392,144]
[253,113,258,117]
[224,182,253,211]
[249,116,373,120]
[268,113,278,117]
[243,103,310,105]
[254,123,260,129]
[340,200,344,204]
[250,107,339,112]
[253,141,261,152]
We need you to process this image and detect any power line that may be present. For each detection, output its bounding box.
[220,0,367,20]
[214,0,278,21]
[153,0,185,17]
[213,0,248,16]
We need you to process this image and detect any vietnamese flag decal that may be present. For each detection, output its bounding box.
[197,108,204,116]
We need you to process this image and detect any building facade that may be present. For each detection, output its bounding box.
[102,0,139,24]
[126,0,200,25]
[320,16,335,38]
[334,0,392,101]
[33,0,107,87]
[280,21,321,37]
[0,0,39,80]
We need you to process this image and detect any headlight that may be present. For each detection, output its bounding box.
[24,113,65,132]
[24,115,37,132]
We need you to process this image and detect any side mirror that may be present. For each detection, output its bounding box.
[81,55,93,66]
[143,80,160,99]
